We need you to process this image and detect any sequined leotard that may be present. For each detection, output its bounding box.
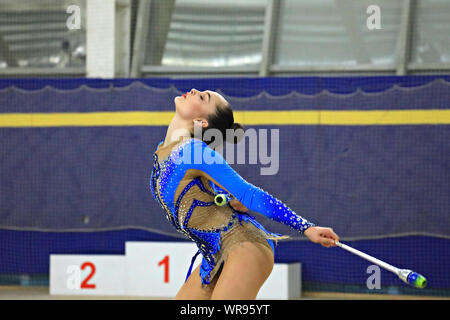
[150,137,315,287]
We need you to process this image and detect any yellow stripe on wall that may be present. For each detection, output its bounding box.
[0,110,450,127]
[0,112,175,127]
[235,110,450,125]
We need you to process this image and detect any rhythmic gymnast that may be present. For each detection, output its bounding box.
[150,88,340,300]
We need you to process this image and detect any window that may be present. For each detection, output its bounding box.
[410,0,450,64]
[144,0,268,68]
[274,0,402,67]
[0,0,86,70]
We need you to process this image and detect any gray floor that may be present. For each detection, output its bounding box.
[0,286,447,300]
[0,286,169,300]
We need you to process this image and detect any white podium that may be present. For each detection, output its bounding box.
[50,241,302,299]
[49,255,126,296]
[125,242,200,297]
[257,263,301,299]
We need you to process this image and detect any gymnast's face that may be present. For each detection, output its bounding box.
[174,88,228,124]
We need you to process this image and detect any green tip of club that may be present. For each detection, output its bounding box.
[409,272,427,289]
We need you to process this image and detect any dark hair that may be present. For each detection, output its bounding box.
[191,102,244,146]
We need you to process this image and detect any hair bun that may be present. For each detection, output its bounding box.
[231,122,244,131]
[228,122,245,144]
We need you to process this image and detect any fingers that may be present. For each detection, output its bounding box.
[326,228,340,243]
[229,200,247,212]
[229,200,240,209]
[322,238,336,248]
[320,228,340,247]
[324,228,339,240]
[304,226,340,248]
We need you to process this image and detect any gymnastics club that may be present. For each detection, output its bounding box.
[334,241,427,289]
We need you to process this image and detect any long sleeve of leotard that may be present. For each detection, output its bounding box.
[176,139,315,234]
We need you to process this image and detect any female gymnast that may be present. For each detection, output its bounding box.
[150,88,340,300]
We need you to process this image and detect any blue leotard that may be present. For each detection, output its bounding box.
[150,137,315,286]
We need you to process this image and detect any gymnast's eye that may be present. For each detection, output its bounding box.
[200,95,204,101]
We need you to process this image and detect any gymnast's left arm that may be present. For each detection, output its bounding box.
[182,140,340,247]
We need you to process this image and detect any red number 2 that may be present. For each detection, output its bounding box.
[158,255,170,283]
[80,262,96,289]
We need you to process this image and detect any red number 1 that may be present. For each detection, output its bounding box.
[158,255,169,283]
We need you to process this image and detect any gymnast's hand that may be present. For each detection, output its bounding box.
[304,226,340,248]
[229,199,249,212]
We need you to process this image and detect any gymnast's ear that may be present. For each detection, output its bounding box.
[193,119,208,128]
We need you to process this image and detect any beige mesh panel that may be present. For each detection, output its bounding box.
[175,171,232,230]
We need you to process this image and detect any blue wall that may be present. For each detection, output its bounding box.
[1,76,449,293]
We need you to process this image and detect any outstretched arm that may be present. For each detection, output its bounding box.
[179,139,339,245]
[228,199,339,247]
